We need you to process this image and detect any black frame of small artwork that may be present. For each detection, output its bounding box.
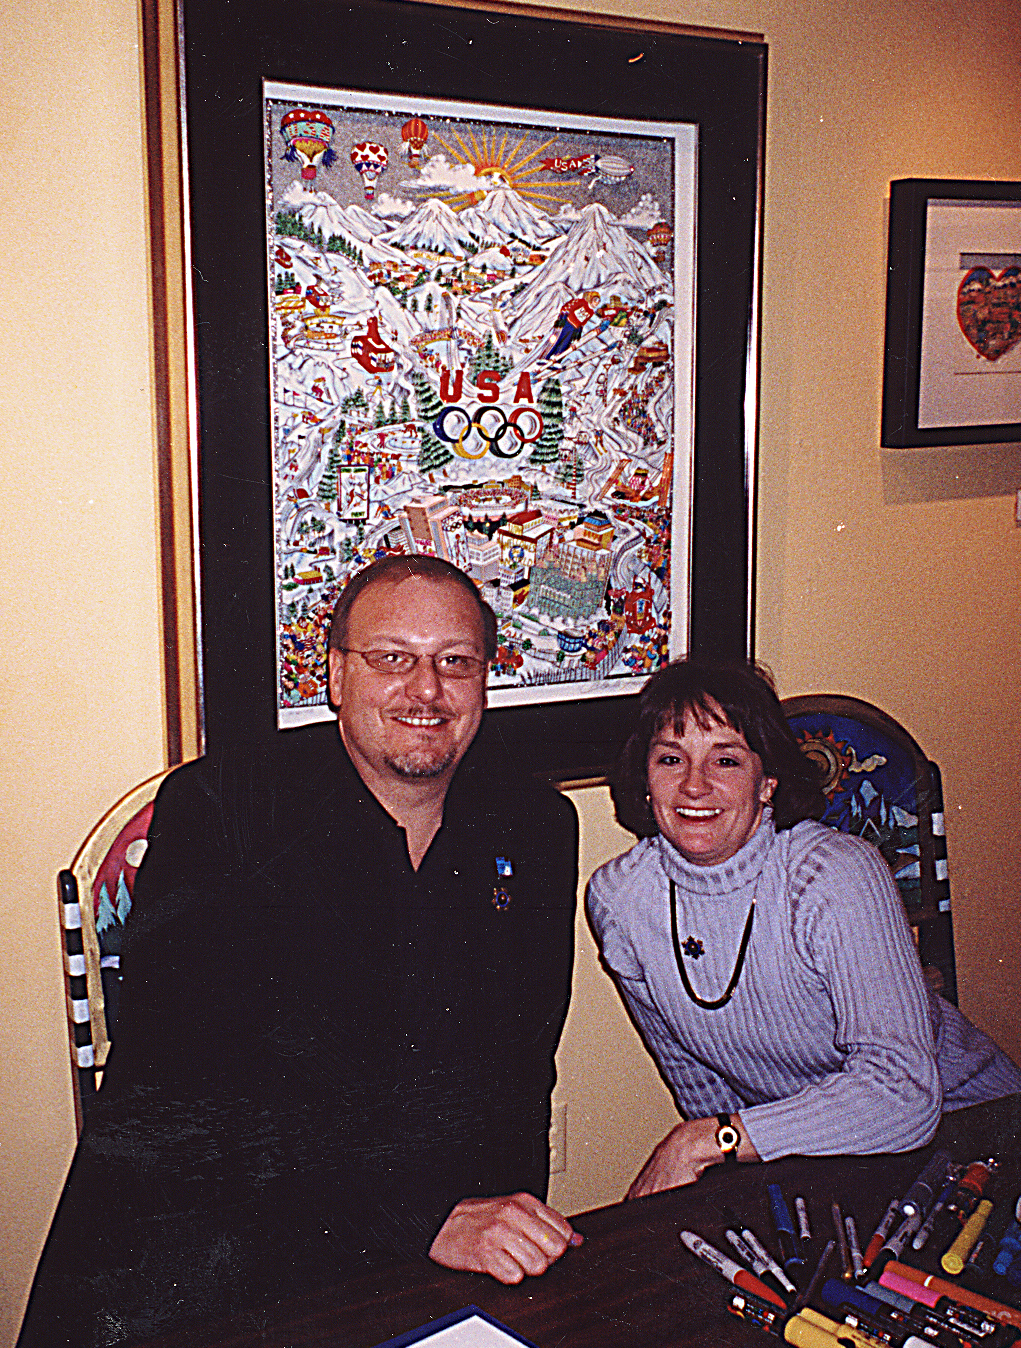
[178,0,766,779]
[881,177,1021,449]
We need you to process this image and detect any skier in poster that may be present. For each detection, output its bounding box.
[536,289,600,361]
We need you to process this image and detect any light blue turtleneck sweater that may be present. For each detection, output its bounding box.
[587,810,1021,1160]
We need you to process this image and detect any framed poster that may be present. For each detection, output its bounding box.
[882,178,1021,448]
[176,0,766,775]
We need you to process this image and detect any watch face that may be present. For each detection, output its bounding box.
[716,1124,740,1152]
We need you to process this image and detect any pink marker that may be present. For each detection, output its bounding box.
[879,1267,942,1308]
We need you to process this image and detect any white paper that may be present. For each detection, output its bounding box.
[917,198,1021,430]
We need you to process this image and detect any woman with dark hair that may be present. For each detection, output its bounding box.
[589,659,1021,1196]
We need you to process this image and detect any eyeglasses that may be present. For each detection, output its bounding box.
[340,648,487,680]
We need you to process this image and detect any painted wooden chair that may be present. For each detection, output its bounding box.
[783,694,957,1004]
[58,769,172,1128]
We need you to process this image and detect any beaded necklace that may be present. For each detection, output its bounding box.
[669,879,755,1011]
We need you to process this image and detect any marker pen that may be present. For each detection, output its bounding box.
[901,1150,953,1219]
[792,1240,835,1315]
[729,1289,789,1336]
[822,1278,884,1319]
[864,1199,902,1270]
[881,1266,966,1311]
[839,1279,1013,1348]
[882,1261,1021,1331]
[796,1197,813,1252]
[963,1231,995,1286]
[783,1308,843,1348]
[963,1202,1014,1288]
[724,1209,799,1296]
[725,1225,764,1269]
[1005,1256,1021,1290]
[913,1176,957,1251]
[832,1201,853,1281]
[871,1214,920,1277]
[993,1219,1021,1276]
[943,1198,994,1275]
[796,1305,931,1348]
[679,1230,789,1309]
[820,1280,962,1348]
[826,1302,937,1348]
[845,1215,865,1280]
[875,1283,1012,1348]
[864,1281,916,1314]
[725,1226,797,1301]
[947,1160,998,1224]
[770,1184,806,1276]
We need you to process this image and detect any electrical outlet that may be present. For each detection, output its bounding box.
[549,1102,567,1173]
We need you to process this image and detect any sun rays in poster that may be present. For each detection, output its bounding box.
[428,128,579,209]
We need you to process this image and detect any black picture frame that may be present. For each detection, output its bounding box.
[179,0,766,779]
[882,177,1021,449]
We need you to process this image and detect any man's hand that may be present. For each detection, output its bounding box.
[627,1116,759,1199]
[429,1192,582,1284]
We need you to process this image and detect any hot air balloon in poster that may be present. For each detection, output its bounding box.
[350,141,388,200]
[280,108,336,181]
[401,116,428,166]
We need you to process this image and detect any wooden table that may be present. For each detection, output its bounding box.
[144,1096,1021,1348]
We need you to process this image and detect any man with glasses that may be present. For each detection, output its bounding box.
[19,556,579,1348]
[324,556,580,1274]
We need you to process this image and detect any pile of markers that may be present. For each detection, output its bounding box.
[679,1151,1021,1348]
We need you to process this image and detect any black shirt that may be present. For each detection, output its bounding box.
[19,724,577,1347]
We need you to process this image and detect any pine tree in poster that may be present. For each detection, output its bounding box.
[410,370,452,471]
[530,377,564,466]
[318,438,344,502]
[470,332,510,384]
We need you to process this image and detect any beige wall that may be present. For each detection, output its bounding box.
[2,0,1019,1341]
[550,786,681,1216]
[0,2,166,1343]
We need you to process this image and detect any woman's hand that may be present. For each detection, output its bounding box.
[627,1115,759,1198]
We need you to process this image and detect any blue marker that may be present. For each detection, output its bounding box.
[993,1218,1021,1276]
[769,1184,805,1276]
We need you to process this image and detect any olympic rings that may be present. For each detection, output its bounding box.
[432,404,545,459]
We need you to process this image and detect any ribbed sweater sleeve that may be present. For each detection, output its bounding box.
[738,829,942,1159]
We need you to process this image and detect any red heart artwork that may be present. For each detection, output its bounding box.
[957,265,1021,362]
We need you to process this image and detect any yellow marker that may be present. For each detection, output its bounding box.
[795,1307,888,1348]
[943,1198,993,1274]
[785,1311,840,1348]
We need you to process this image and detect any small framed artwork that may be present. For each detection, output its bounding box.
[882,178,1021,448]
[173,0,766,776]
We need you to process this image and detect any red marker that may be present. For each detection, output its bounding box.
[863,1197,901,1270]
[680,1230,789,1309]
